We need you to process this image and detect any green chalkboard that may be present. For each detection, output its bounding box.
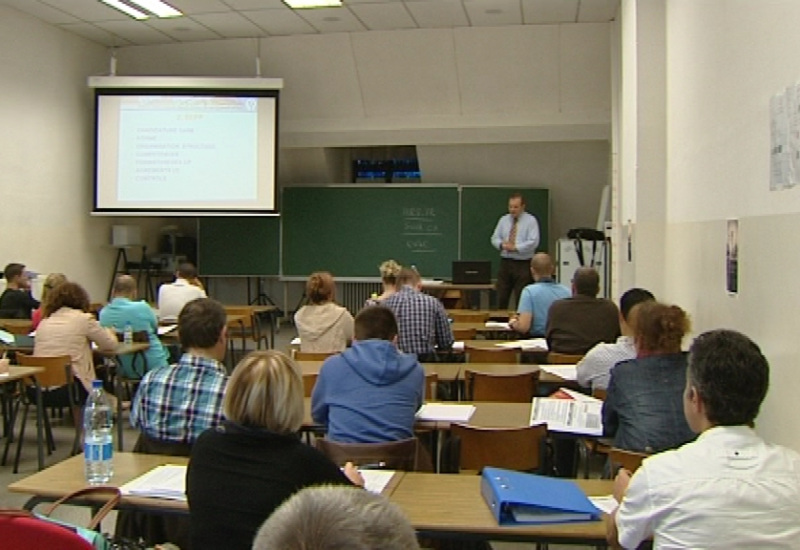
[198,217,280,276]
[460,187,550,278]
[282,186,459,278]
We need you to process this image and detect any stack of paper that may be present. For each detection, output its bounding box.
[530,397,603,436]
[494,338,548,351]
[157,324,178,336]
[120,464,187,501]
[484,321,512,330]
[416,403,476,422]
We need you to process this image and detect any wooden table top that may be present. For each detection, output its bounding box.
[422,282,495,291]
[0,319,34,330]
[451,322,513,333]
[448,309,514,319]
[0,365,44,384]
[389,473,612,542]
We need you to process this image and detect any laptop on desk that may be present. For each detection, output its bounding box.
[452,261,491,285]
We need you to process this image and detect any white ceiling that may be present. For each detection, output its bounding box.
[0,0,618,47]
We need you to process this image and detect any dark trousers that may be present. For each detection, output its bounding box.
[496,258,532,309]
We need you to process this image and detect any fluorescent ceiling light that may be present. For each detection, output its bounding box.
[128,0,183,18]
[100,0,148,20]
[284,0,343,8]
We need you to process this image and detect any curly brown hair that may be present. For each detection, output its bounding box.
[43,282,90,318]
[634,301,690,354]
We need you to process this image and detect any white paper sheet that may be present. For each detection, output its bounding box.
[484,321,511,329]
[451,341,465,351]
[416,403,476,422]
[120,464,187,501]
[530,398,603,436]
[157,324,177,336]
[588,495,619,515]
[539,365,578,381]
[290,337,301,345]
[360,470,396,494]
[494,338,548,351]
[0,330,14,345]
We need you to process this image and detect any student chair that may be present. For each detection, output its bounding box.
[449,312,490,323]
[547,352,585,364]
[446,423,548,473]
[302,373,318,398]
[464,370,540,403]
[316,437,421,471]
[608,447,649,475]
[465,346,520,364]
[112,330,150,451]
[292,351,337,361]
[452,327,477,341]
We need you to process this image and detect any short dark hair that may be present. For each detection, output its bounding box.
[509,192,525,206]
[688,329,769,426]
[176,262,197,280]
[619,288,655,320]
[178,298,226,350]
[396,268,420,288]
[4,263,24,281]
[356,307,398,341]
[44,282,90,317]
[573,267,599,297]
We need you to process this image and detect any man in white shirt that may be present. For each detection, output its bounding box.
[575,287,654,391]
[157,262,207,321]
[607,329,800,549]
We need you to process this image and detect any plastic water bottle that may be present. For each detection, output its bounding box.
[123,322,133,345]
[84,380,114,484]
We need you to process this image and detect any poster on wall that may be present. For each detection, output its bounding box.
[726,219,738,295]
[770,90,791,190]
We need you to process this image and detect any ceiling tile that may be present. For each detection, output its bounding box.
[39,0,130,21]
[463,0,522,27]
[95,19,174,45]
[166,0,232,15]
[242,8,316,35]
[145,16,221,41]
[57,21,128,46]
[192,11,265,37]
[349,2,415,31]
[577,0,617,22]
[522,0,578,24]
[296,6,366,33]
[2,0,81,24]
[404,1,469,29]
[220,0,286,8]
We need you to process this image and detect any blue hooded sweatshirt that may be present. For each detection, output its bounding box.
[311,339,425,443]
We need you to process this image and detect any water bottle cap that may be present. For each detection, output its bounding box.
[92,379,103,389]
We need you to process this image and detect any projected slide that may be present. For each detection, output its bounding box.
[118,96,257,202]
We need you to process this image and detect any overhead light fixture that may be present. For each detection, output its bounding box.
[283,0,342,8]
[99,0,182,20]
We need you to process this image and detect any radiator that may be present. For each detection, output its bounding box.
[339,282,383,315]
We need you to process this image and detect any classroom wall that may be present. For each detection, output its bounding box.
[624,0,800,450]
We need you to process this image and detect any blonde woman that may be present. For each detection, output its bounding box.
[294,271,354,353]
[187,350,363,550]
[365,259,402,306]
[30,272,67,329]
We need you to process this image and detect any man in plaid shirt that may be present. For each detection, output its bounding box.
[131,297,228,444]
[382,268,454,362]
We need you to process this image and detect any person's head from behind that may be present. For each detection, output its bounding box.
[529,253,555,282]
[618,287,655,333]
[507,192,525,219]
[225,350,303,434]
[379,260,402,288]
[572,267,600,298]
[252,485,420,550]
[113,274,137,300]
[684,330,769,433]
[176,262,198,281]
[355,306,398,343]
[178,298,227,360]
[43,282,90,318]
[634,301,690,355]
[40,273,67,307]
[307,271,336,305]
[4,263,30,290]
[396,267,421,290]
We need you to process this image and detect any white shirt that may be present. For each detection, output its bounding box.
[576,335,635,391]
[616,425,800,549]
[157,278,206,321]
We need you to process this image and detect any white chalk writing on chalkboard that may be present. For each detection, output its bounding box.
[403,206,439,253]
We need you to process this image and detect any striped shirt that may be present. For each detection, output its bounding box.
[130,353,227,444]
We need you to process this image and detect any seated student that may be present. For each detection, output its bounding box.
[312,306,424,443]
[34,282,119,398]
[510,253,570,337]
[99,275,169,378]
[364,259,402,306]
[294,271,354,353]
[608,329,800,548]
[0,263,39,319]
[576,287,655,391]
[382,267,454,361]
[253,486,420,550]
[545,267,620,355]
[602,302,695,453]
[187,350,362,550]
[156,262,206,322]
[130,297,227,445]
[31,272,67,330]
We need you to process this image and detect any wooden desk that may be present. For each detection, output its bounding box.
[296,360,462,382]
[422,282,494,309]
[390,473,611,544]
[448,309,513,320]
[224,306,280,349]
[97,342,150,451]
[0,319,33,335]
[0,366,45,471]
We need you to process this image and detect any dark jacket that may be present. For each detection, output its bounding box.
[0,288,39,319]
[545,294,620,355]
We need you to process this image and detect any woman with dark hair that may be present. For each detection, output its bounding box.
[294,272,354,353]
[601,301,696,453]
[34,281,118,397]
